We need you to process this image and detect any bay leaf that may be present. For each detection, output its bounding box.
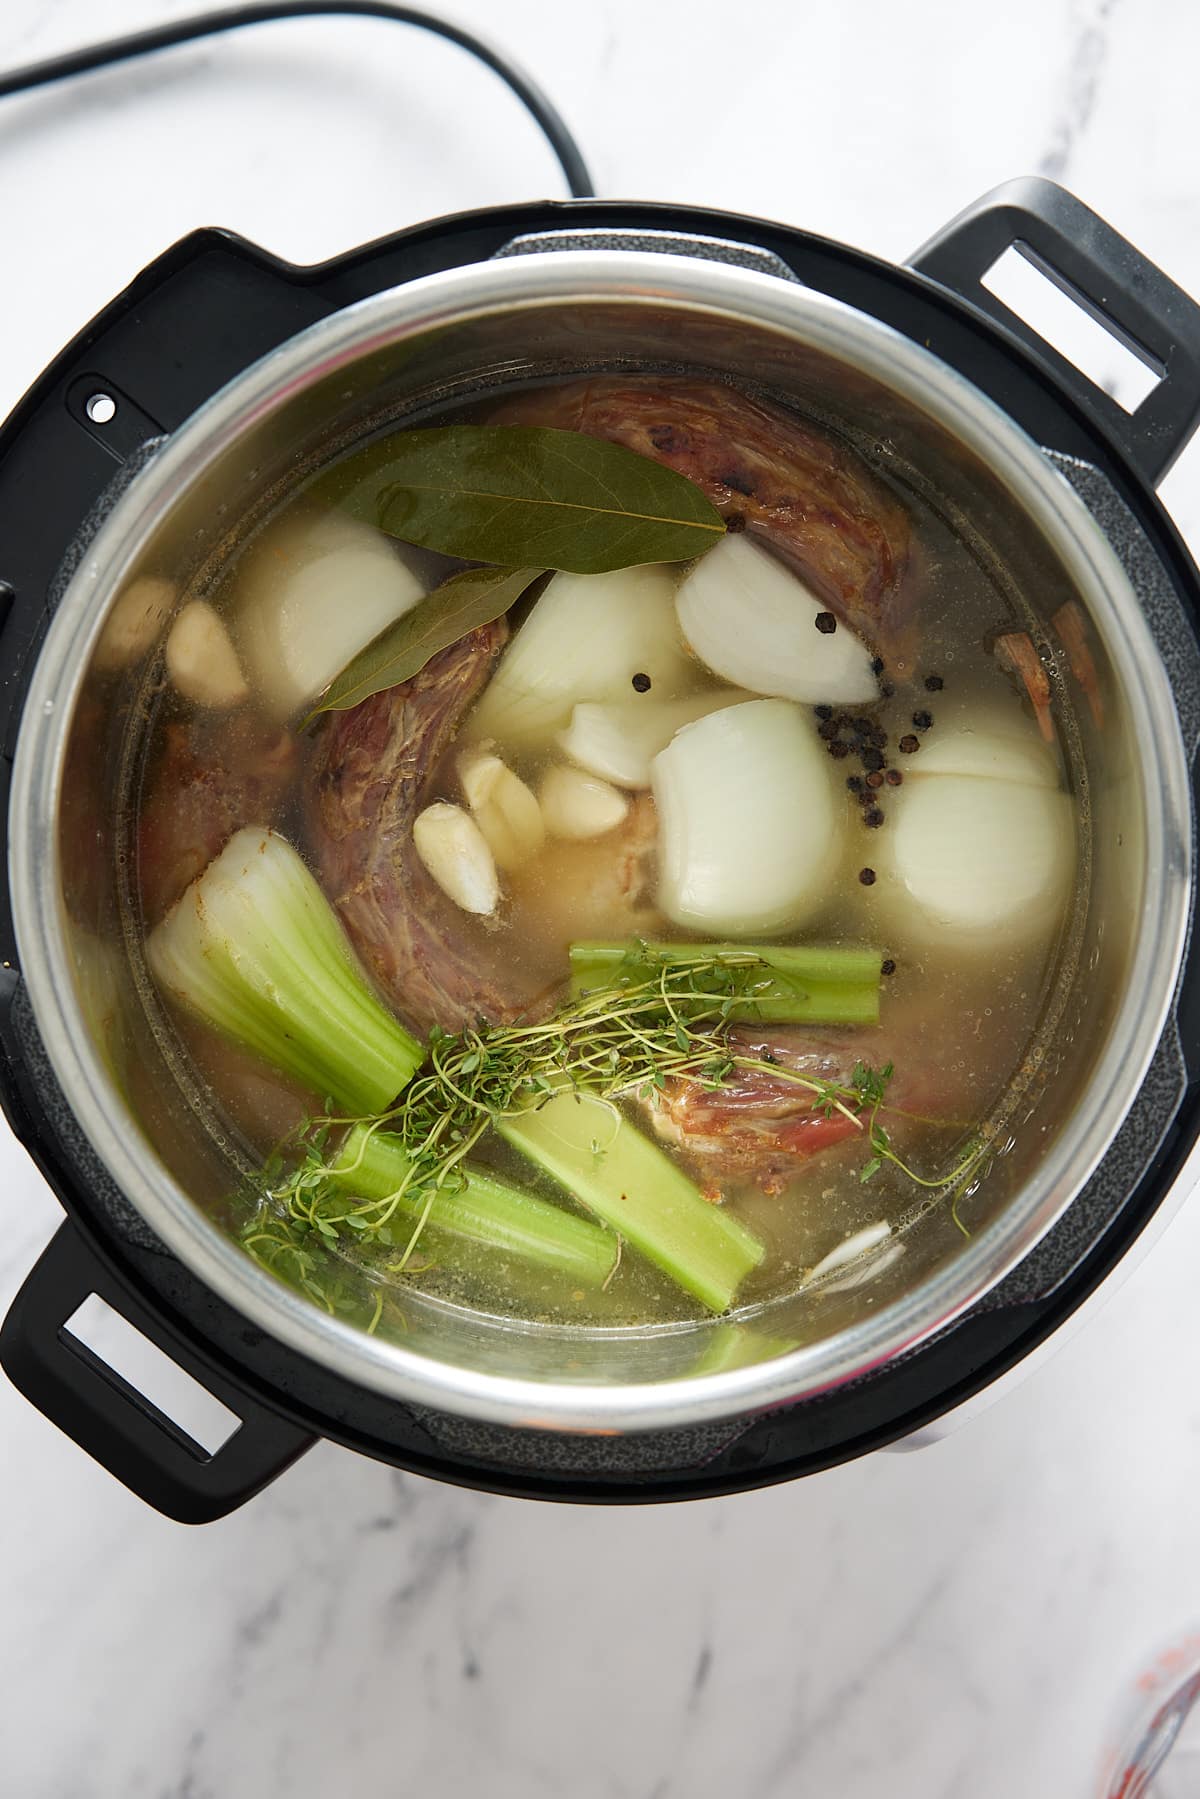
[338,425,726,572]
[304,564,543,724]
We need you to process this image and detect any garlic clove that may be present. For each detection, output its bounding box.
[94,575,174,671]
[457,745,505,812]
[165,600,249,709]
[456,747,546,872]
[413,801,500,915]
[538,766,630,840]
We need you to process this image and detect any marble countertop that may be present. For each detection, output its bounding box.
[3,2,1200,1794]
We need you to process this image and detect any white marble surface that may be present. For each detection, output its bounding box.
[2,2,1200,1794]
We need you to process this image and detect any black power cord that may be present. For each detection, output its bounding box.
[0,2,594,198]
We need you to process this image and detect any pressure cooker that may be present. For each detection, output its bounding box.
[2,176,1199,1521]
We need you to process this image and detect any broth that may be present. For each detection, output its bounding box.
[122,373,1083,1337]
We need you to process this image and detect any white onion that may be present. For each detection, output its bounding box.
[651,699,843,935]
[467,565,691,747]
[676,534,878,704]
[912,711,1060,787]
[538,766,630,840]
[820,1241,906,1294]
[235,511,426,719]
[874,773,1074,945]
[165,601,249,709]
[456,746,545,871]
[559,689,747,789]
[412,802,499,915]
[806,1221,892,1284]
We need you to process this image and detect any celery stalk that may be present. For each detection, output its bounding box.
[496,1091,764,1313]
[569,939,882,1025]
[147,827,424,1115]
[687,1324,801,1376]
[329,1124,618,1285]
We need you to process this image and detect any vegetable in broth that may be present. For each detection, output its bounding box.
[130,375,1080,1333]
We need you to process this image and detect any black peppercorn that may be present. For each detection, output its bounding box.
[631,672,652,693]
[829,740,850,759]
[864,806,885,828]
[847,775,864,793]
[881,958,896,976]
[815,611,837,635]
[852,716,872,737]
[815,704,833,720]
[898,733,920,754]
[818,718,839,740]
[925,674,944,691]
[862,747,884,772]
[859,867,877,886]
[885,767,902,786]
[912,709,933,730]
[871,656,885,676]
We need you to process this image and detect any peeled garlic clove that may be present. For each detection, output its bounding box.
[94,575,174,671]
[413,802,499,915]
[457,745,504,812]
[165,601,249,709]
[539,766,629,840]
[456,747,545,872]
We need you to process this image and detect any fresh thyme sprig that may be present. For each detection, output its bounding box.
[238,947,986,1288]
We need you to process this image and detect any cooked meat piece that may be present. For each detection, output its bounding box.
[493,376,915,669]
[1052,600,1104,729]
[304,621,560,1035]
[176,1017,312,1148]
[138,713,298,923]
[642,1025,920,1195]
[993,629,1056,743]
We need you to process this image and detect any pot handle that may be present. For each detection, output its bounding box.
[0,1222,314,1523]
[909,176,1200,487]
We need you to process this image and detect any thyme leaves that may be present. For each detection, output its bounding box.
[239,947,982,1296]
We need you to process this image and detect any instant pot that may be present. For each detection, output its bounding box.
[2,177,1200,1522]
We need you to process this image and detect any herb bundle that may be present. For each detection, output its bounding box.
[241,946,986,1299]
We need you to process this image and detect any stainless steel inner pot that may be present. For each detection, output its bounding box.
[9,249,1191,1432]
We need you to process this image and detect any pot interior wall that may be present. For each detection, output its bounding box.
[54,287,1145,1393]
